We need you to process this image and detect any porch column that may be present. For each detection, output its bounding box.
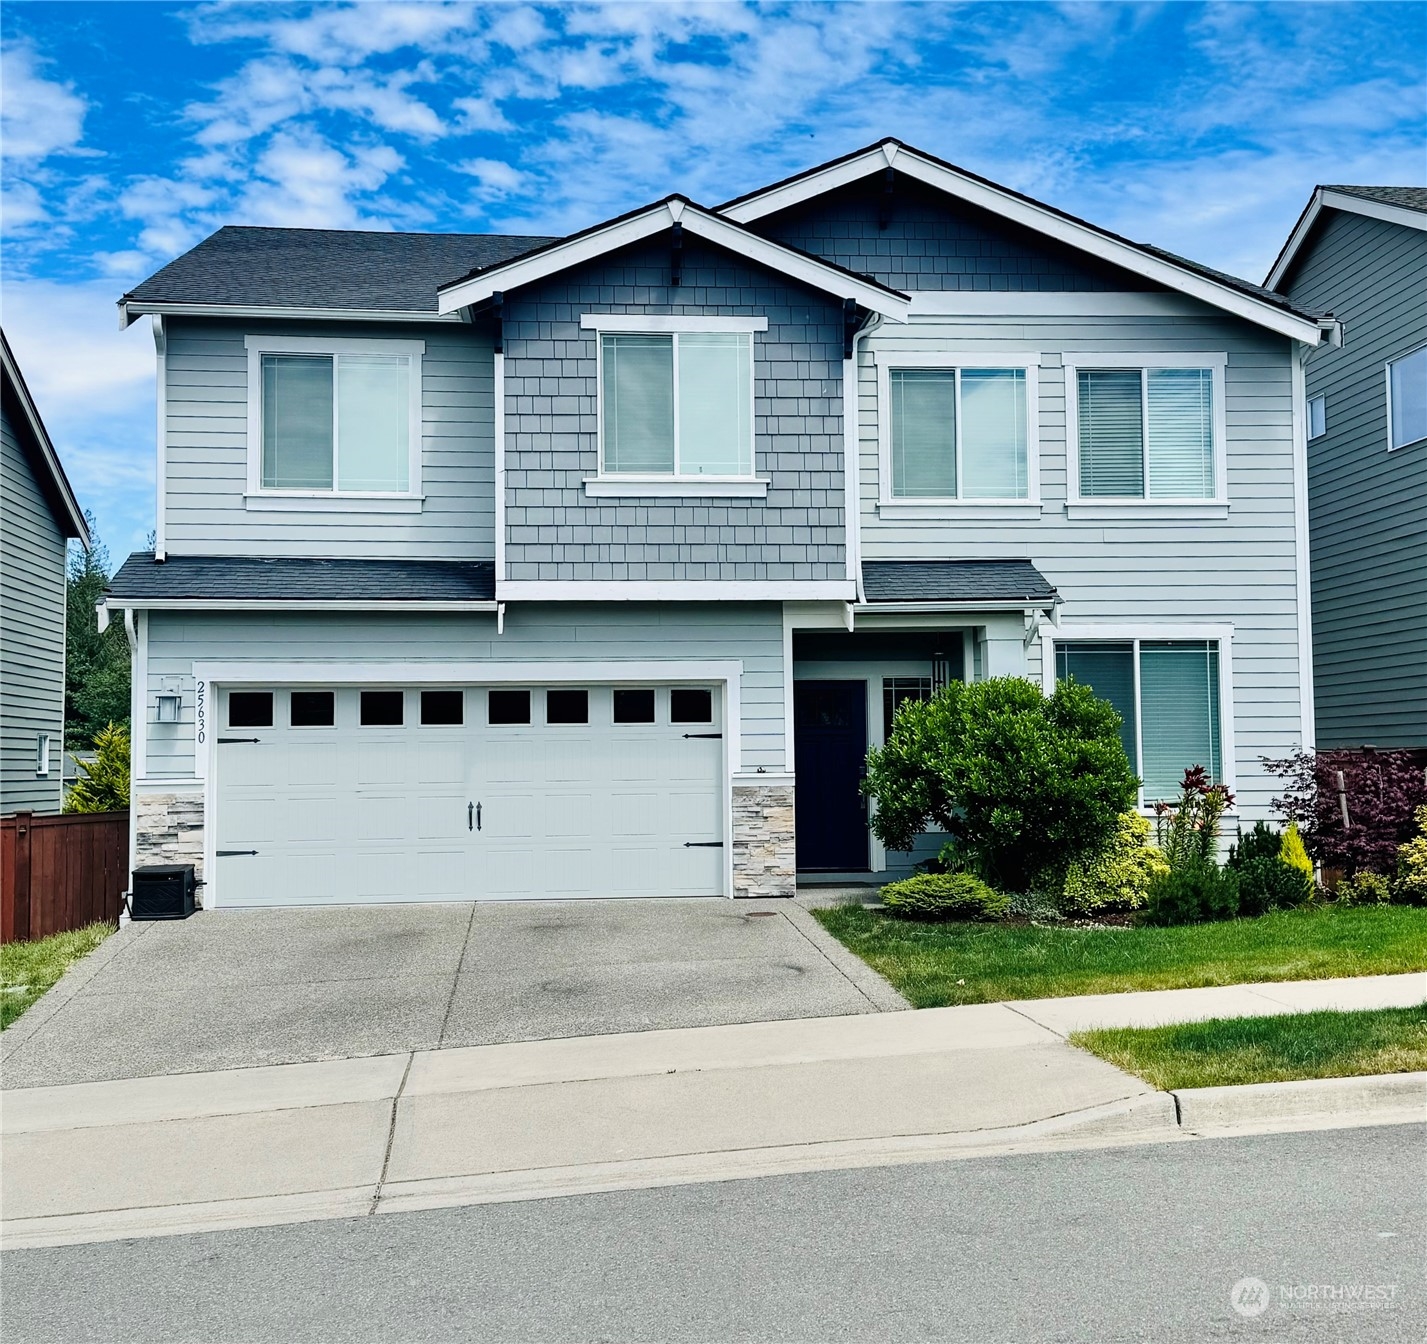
[980,614,1028,679]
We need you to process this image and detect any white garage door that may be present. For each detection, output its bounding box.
[213,683,725,906]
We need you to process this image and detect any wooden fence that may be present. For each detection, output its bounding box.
[1,811,129,944]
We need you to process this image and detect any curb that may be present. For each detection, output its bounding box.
[1172,1070,1427,1134]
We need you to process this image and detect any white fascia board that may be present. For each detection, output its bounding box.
[193,659,743,686]
[0,337,90,543]
[119,301,461,328]
[437,200,909,320]
[494,580,857,602]
[105,599,499,613]
[857,599,1060,615]
[1265,188,1427,290]
[722,144,1322,344]
[581,315,769,333]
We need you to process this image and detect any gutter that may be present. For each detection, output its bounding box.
[118,301,463,329]
[99,598,500,615]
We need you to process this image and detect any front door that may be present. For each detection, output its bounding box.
[794,680,869,871]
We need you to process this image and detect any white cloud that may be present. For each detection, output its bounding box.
[232,130,404,228]
[0,44,88,160]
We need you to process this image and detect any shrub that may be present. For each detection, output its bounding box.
[1234,856,1312,917]
[863,676,1137,894]
[880,872,1011,921]
[1281,821,1314,886]
[1140,864,1241,926]
[1393,806,1427,905]
[64,722,130,814]
[1154,766,1235,872]
[1059,812,1169,913]
[1336,871,1392,906]
[1228,820,1284,868]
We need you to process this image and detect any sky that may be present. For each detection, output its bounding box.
[2,1,1424,565]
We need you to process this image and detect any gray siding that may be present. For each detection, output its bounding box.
[0,405,67,814]
[1282,210,1427,748]
[502,237,846,581]
[859,302,1306,822]
[752,178,1161,293]
[141,602,786,779]
[163,318,495,559]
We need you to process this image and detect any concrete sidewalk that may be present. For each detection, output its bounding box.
[3,972,1422,1251]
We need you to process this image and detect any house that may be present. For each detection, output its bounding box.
[1,330,90,815]
[103,139,1336,907]
[1267,186,1427,751]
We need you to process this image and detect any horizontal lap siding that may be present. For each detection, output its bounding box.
[164,319,495,559]
[502,238,845,581]
[141,603,785,779]
[859,308,1304,820]
[1284,211,1427,748]
[1,408,66,814]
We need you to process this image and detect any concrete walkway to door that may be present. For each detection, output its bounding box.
[0,899,906,1089]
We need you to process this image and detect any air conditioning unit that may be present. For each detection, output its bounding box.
[131,865,196,921]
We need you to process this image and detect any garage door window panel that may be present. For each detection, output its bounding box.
[360,691,404,726]
[290,690,335,728]
[613,688,656,724]
[670,688,714,724]
[546,689,589,725]
[228,691,273,728]
[488,690,530,725]
[420,690,463,726]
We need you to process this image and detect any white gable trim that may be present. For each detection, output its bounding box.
[719,142,1324,345]
[1266,187,1427,291]
[436,199,910,321]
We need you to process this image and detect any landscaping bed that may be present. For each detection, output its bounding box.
[1072,1004,1427,1089]
[1,923,113,1029]
[812,903,1427,1008]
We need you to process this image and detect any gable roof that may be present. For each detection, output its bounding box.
[119,226,557,327]
[718,138,1328,344]
[0,329,89,544]
[1267,185,1427,291]
[436,195,911,320]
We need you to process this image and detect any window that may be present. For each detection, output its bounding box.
[1307,395,1326,441]
[601,331,752,477]
[670,688,713,724]
[290,691,335,727]
[882,677,932,742]
[229,692,273,728]
[420,691,463,726]
[889,367,1030,500]
[1070,358,1223,501]
[1388,346,1427,450]
[613,688,656,724]
[546,689,588,724]
[247,337,421,496]
[359,691,403,726]
[488,690,530,725]
[1055,639,1223,803]
[35,732,50,776]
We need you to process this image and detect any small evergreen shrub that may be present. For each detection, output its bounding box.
[1228,820,1284,868]
[880,872,1011,922]
[1393,806,1427,906]
[1336,871,1392,906]
[1234,856,1312,917]
[64,722,130,814]
[1059,812,1169,913]
[1140,864,1241,926]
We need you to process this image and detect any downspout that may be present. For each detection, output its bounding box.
[1290,338,1316,751]
[845,311,883,606]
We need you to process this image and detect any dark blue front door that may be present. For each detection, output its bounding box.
[794,680,869,871]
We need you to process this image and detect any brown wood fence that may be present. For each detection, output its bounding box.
[1,811,129,943]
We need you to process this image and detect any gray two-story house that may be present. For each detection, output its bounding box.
[1268,186,1427,751]
[105,140,1335,908]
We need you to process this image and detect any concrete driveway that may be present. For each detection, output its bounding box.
[0,899,903,1088]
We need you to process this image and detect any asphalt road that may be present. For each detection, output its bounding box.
[4,1125,1422,1344]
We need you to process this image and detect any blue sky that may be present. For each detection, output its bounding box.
[3,1,1424,564]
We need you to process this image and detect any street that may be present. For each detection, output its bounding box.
[4,1124,1421,1343]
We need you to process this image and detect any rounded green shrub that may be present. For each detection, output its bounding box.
[1059,812,1169,913]
[1228,820,1284,867]
[1140,864,1241,926]
[1336,871,1392,906]
[880,872,1011,922]
[1234,855,1312,916]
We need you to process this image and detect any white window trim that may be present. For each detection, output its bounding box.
[1307,393,1327,442]
[35,732,51,777]
[1041,622,1236,810]
[1386,342,1427,452]
[1063,352,1229,516]
[589,319,759,490]
[874,351,1041,510]
[244,334,424,500]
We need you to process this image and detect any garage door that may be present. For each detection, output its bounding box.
[213,683,725,906]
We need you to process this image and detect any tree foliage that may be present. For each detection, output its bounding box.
[65,514,131,750]
[863,676,1138,894]
[65,722,130,814]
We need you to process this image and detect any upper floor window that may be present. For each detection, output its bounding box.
[1307,395,1326,440]
[245,336,423,497]
[1388,345,1427,450]
[1066,355,1226,505]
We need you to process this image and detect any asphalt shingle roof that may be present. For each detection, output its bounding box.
[121,227,558,314]
[108,553,495,602]
[1326,186,1427,212]
[861,560,1057,604]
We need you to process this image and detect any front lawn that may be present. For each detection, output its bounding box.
[812,902,1427,1007]
[1073,1004,1427,1089]
[1,923,114,1029]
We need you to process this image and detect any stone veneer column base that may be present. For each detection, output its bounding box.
[134,790,206,889]
[731,782,796,899]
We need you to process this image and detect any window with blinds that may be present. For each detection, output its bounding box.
[1077,367,1215,499]
[1388,345,1427,450]
[601,331,752,476]
[890,366,1028,499]
[1055,638,1222,804]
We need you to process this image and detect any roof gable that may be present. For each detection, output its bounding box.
[1267,185,1427,291]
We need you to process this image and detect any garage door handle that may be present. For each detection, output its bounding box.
[682,733,722,739]
[684,841,725,848]
[469,802,481,832]
[218,737,261,744]
[217,849,258,857]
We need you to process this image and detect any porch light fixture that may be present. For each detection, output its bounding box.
[156,693,183,723]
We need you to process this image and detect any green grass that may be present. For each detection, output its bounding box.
[1,923,114,1029]
[812,902,1427,1007]
[1073,1005,1427,1089]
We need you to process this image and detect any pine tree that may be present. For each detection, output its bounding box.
[65,722,130,814]
[65,512,132,749]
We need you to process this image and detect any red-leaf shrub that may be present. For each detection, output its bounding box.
[1266,749,1427,877]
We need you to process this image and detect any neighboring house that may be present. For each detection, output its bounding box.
[1,330,90,815]
[1267,186,1427,750]
[104,139,1337,907]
